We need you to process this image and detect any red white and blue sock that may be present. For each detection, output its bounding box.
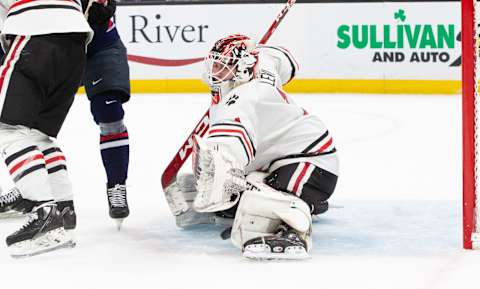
[90,94,130,188]
[99,128,129,187]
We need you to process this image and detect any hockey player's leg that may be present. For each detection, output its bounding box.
[86,39,131,229]
[0,126,74,257]
[0,48,38,219]
[231,172,312,260]
[90,94,129,228]
[36,138,76,231]
[0,32,86,257]
[0,145,77,227]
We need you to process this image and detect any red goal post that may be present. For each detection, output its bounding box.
[462,0,480,249]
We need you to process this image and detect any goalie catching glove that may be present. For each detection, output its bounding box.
[192,135,246,212]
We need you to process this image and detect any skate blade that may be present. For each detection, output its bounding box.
[114,218,126,230]
[9,228,76,258]
[243,244,310,261]
[65,228,76,241]
[0,210,24,219]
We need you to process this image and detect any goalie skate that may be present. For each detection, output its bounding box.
[6,202,75,258]
[242,225,310,260]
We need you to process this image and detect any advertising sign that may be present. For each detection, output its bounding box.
[113,2,461,93]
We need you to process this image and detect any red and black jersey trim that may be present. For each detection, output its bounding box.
[302,130,336,154]
[208,122,256,163]
[266,150,337,171]
[302,131,327,153]
[8,4,81,16]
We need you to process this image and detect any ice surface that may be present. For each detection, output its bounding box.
[1,93,478,289]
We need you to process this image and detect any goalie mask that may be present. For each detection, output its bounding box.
[203,34,257,101]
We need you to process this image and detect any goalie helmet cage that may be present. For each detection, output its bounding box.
[463,0,480,249]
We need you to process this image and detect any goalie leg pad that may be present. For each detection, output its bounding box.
[164,174,233,228]
[165,173,205,217]
[230,173,312,250]
[169,174,216,228]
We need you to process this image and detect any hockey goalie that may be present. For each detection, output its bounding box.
[168,34,339,260]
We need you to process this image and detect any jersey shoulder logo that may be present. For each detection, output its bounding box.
[258,69,276,87]
[226,94,239,106]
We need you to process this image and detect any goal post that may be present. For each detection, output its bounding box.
[462,0,480,249]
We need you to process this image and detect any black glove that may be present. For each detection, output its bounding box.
[88,0,116,26]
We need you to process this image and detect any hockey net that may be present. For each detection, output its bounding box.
[463,0,480,249]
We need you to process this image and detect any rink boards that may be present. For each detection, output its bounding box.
[88,1,461,94]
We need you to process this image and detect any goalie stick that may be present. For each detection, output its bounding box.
[161,0,296,190]
[161,0,297,213]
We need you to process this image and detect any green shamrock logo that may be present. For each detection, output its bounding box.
[394,9,406,22]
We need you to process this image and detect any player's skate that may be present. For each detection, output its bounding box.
[0,187,23,218]
[107,184,129,230]
[57,200,76,230]
[6,202,75,258]
[242,224,310,260]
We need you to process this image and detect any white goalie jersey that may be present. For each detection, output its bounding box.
[206,46,339,176]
